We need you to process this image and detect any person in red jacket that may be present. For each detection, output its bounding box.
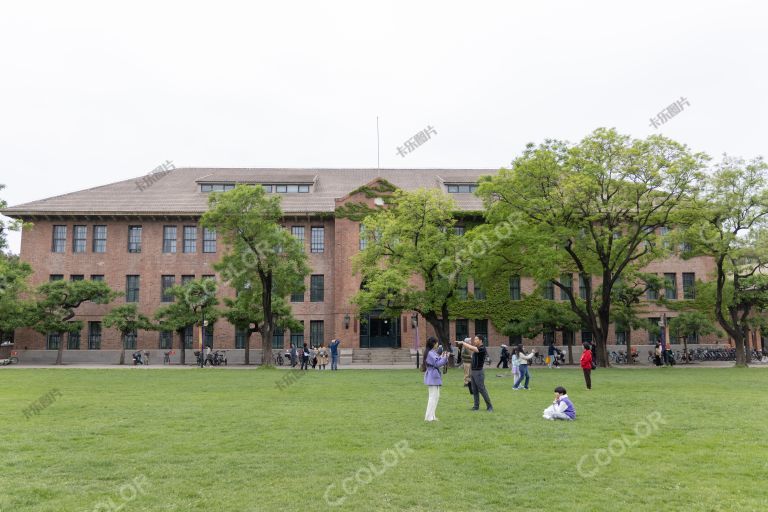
[580,342,593,390]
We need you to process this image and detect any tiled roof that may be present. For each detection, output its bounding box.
[2,168,495,217]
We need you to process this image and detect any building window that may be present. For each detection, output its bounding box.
[579,274,590,300]
[456,276,468,300]
[70,275,84,282]
[47,332,61,350]
[648,318,661,343]
[93,225,107,253]
[455,319,469,340]
[454,225,465,236]
[543,281,555,300]
[272,327,284,349]
[123,330,137,349]
[544,331,555,345]
[509,333,523,346]
[290,321,305,346]
[473,279,486,300]
[509,276,521,300]
[291,226,305,248]
[202,274,215,282]
[161,275,176,302]
[126,275,140,303]
[310,275,324,302]
[181,275,195,285]
[310,227,324,253]
[90,274,104,282]
[67,331,81,350]
[128,226,142,253]
[560,273,573,300]
[581,330,593,345]
[235,327,248,349]
[616,329,627,345]
[203,228,217,253]
[52,225,67,253]
[664,273,677,300]
[184,325,194,349]
[310,320,324,346]
[475,319,488,341]
[49,274,64,281]
[290,289,304,302]
[274,184,310,193]
[163,226,177,253]
[88,322,102,349]
[660,226,671,248]
[683,272,695,300]
[200,183,236,193]
[359,224,367,250]
[159,331,173,349]
[446,184,478,193]
[686,331,698,344]
[183,226,197,253]
[73,225,87,253]
[204,325,214,348]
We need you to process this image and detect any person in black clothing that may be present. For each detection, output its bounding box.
[459,335,493,412]
[300,343,310,370]
[496,345,509,369]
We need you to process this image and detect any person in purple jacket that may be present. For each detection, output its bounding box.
[542,386,576,421]
[422,336,450,422]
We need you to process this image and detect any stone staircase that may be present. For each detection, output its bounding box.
[351,348,414,366]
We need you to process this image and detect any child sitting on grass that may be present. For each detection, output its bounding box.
[542,386,576,421]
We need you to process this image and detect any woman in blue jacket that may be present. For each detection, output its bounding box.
[422,336,450,422]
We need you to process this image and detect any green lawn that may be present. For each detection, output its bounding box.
[2,366,767,512]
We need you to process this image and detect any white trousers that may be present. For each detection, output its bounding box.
[425,385,441,421]
[543,405,571,420]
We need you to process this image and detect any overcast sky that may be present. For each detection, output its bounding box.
[1,0,767,254]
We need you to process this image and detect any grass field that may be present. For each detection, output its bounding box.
[2,366,767,512]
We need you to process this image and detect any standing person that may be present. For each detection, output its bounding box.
[460,338,473,395]
[513,345,534,390]
[300,343,310,370]
[317,343,329,370]
[329,338,341,371]
[511,347,520,382]
[289,343,297,368]
[547,341,556,369]
[497,345,509,369]
[460,335,494,412]
[580,342,593,390]
[422,336,450,422]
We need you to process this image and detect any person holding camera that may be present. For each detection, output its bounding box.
[459,335,494,412]
[421,336,450,421]
[513,345,535,390]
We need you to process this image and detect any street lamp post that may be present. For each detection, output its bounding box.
[412,313,419,369]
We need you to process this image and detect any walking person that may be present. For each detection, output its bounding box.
[547,341,556,369]
[460,335,494,412]
[580,342,593,390]
[513,345,535,390]
[289,343,297,368]
[497,345,509,369]
[422,336,450,422]
[329,338,341,370]
[317,343,329,370]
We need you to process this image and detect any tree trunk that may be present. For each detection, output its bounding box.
[55,331,64,365]
[626,329,634,365]
[244,331,251,365]
[261,325,273,366]
[177,329,186,365]
[682,335,689,364]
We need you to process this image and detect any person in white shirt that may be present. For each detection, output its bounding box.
[542,386,576,421]
[513,345,535,390]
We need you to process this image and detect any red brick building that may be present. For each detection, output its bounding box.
[2,168,718,363]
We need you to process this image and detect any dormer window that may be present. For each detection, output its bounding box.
[200,183,236,192]
[275,184,310,193]
[446,184,478,193]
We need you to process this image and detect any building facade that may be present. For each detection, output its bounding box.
[2,168,718,362]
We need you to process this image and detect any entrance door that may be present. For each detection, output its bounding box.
[360,313,400,348]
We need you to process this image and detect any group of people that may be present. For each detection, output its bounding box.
[289,339,341,370]
[422,336,593,422]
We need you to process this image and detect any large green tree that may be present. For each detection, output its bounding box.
[201,185,308,366]
[506,299,582,364]
[668,311,720,362]
[102,304,154,364]
[610,272,663,363]
[28,280,118,364]
[352,188,472,347]
[679,156,768,366]
[0,255,33,339]
[155,279,219,365]
[476,128,706,366]
[0,184,22,252]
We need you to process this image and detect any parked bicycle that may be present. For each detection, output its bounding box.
[0,351,19,365]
